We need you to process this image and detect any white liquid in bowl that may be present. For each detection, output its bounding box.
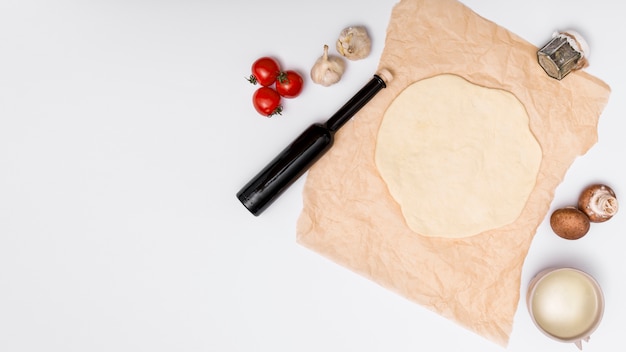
[528,268,604,341]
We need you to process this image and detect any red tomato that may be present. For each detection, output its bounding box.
[252,87,282,117]
[247,57,281,86]
[275,70,304,98]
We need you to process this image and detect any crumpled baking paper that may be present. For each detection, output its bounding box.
[296,0,610,346]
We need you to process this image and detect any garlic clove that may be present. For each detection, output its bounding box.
[578,184,618,222]
[310,44,346,87]
[336,25,372,61]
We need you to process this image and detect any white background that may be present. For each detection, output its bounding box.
[1,1,624,351]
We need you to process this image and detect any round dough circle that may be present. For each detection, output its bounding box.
[375,74,542,238]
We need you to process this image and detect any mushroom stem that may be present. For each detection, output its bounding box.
[591,193,618,217]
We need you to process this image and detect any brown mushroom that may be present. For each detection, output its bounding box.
[550,207,591,240]
[578,184,619,223]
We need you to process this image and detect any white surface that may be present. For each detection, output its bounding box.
[0,1,624,351]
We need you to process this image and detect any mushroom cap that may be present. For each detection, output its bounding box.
[578,184,618,223]
[550,207,591,240]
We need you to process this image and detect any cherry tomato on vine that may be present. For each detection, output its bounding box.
[252,87,282,117]
[275,70,304,98]
[246,57,281,86]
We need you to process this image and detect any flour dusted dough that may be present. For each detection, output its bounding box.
[375,74,542,238]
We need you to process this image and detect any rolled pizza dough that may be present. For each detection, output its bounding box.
[375,74,542,238]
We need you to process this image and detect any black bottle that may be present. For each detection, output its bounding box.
[237,72,389,216]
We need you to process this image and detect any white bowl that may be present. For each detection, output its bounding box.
[526,267,604,349]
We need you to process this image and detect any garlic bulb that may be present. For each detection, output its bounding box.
[310,44,346,87]
[336,26,371,61]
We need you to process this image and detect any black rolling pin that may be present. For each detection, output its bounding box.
[236,69,392,216]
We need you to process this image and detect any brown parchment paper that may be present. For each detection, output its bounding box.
[296,0,610,346]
